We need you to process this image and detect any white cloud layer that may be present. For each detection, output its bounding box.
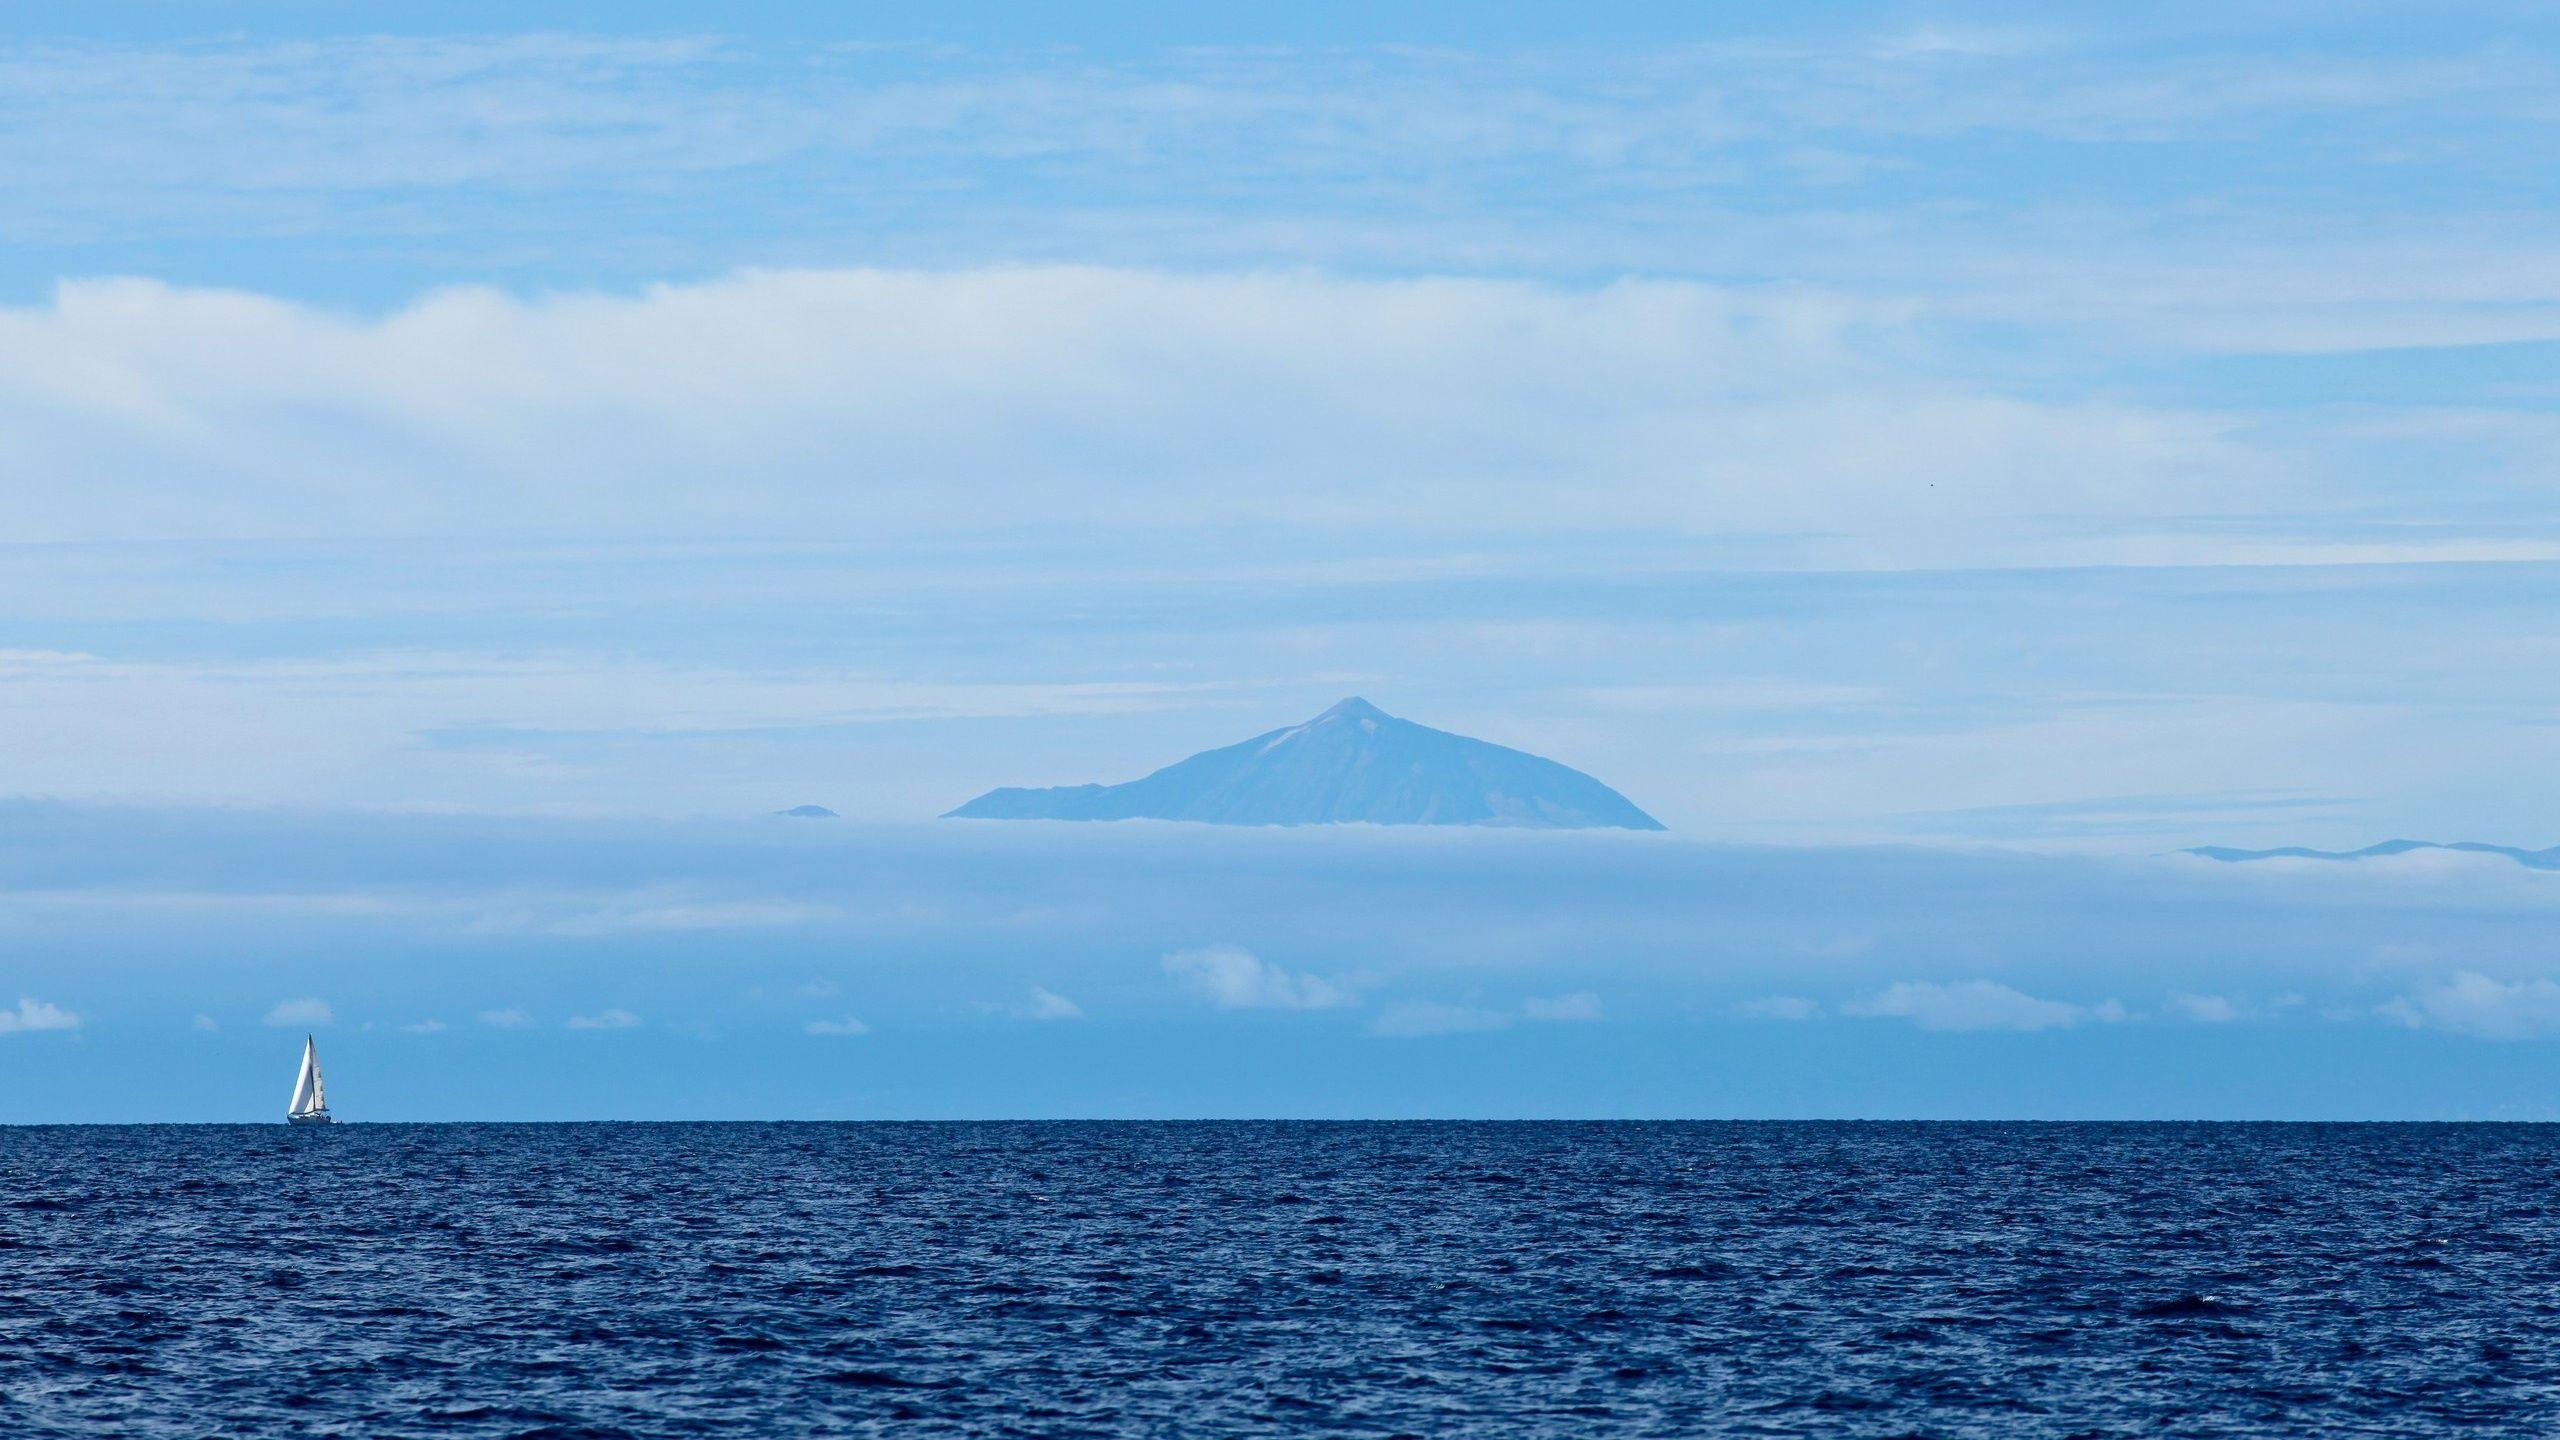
[804,1016,871,1036]
[565,1008,641,1030]
[263,997,333,1028]
[0,997,79,1035]
[16,30,2541,207]
[2168,992,2243,1024]
[1163,945,1349,1011]
[1019,987,1084,1021]
[0,268,2270,561]
[12,26,2560,355]
[1521,992,1603,1023]
[2378,973,2560,1041]
[1370,992,1606,1037]
[1847,979,2115,1033]
[1369,1001,1513,1037]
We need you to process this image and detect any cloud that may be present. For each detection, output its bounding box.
[477,1008,534,1028]
[1735,995,1823,1021]
[9,34,2544,255]
[0,997,79,1034]
[565,1007,641,1030]
[6,29,2437,209]
[1876,24,2055,60]
[1371,993,1606,1036]
[1164,945,1349,1011]
[1846,980,2108,1033]
[263,997,333,1027]
[0,269,2265,562]
[1369,1002,1510,1037]
[805,1016,871,1036]
[1019,986,1084,1021]
[1521,992,1603,1022]
[482,897,848,937]
[7,28,2559,423]
[399,1018,449,1034]
[2168,992,2242,1024]
[192,1012,218,1032]
[2378,973,2560,1041]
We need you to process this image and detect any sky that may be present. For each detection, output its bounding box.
[7,2,2560,1118]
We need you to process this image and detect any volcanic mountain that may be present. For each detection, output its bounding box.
[944,698,1664,830]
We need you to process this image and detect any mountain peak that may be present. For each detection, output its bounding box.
[945,701,1664,830]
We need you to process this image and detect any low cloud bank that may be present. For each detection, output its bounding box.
[1846,980,2123,1033]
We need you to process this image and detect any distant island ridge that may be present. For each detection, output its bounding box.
[946,697,1665,830]
[2189,840,2560,870]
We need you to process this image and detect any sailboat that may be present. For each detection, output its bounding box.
[286,1034,334,1125]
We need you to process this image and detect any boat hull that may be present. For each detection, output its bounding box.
[287,1112,334,1125]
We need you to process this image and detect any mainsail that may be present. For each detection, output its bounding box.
[288,1035,327,1118]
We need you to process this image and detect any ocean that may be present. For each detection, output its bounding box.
[3,1121,2554,1436]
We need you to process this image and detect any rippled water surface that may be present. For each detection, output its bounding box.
[4,1122,2559,1436]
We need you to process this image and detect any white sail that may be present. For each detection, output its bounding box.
[288,1035,325,1115]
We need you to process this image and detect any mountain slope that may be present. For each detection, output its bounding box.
[945,697,1665,830]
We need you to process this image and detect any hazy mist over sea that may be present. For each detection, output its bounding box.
[6,801,2559,1121]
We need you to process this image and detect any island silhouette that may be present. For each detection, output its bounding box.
[945,697,1664,830]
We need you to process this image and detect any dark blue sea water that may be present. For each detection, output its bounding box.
[4,1122,2557,1437]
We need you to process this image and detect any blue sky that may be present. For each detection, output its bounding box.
[6,3,2560,1117]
